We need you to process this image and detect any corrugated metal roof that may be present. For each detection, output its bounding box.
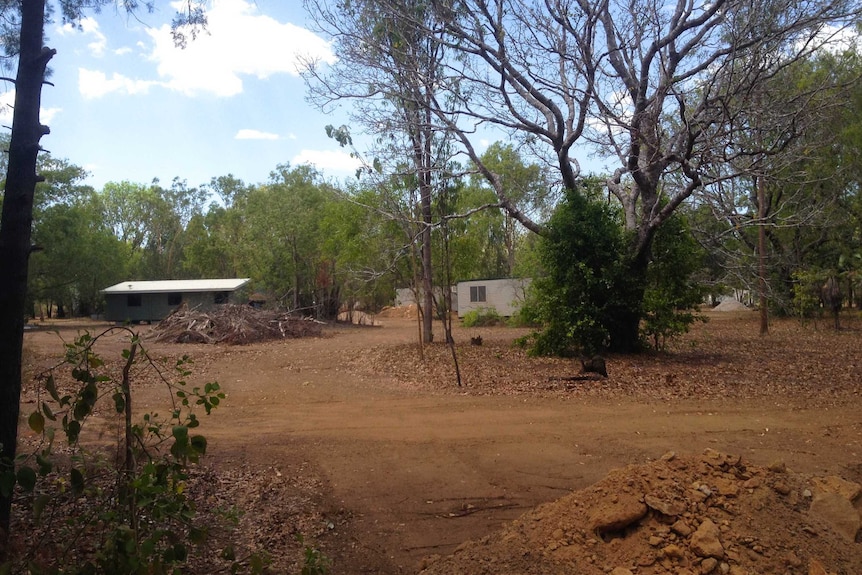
[101,278,250,294]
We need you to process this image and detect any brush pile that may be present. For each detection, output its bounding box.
[151,304,323,345]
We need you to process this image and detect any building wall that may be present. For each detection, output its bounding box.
[104,290,236,322]
[394,286,458,312]
[457,278,531,318]
[394,288,414,307]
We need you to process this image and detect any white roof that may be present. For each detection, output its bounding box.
[101,278,250,294]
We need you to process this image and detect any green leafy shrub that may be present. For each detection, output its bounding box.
[641,213,708,350]
[0,328,242,575]
[461,307,504,327]
[299,534,331,575]
[507,307,539,328]
[521,187,707,355]
[522,188,630,356]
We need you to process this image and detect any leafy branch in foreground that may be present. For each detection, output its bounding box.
[0,327,262,574]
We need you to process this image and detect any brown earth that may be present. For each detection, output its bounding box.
[16,310,862,574]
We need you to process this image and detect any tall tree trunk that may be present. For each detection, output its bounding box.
[757,175,769,335]
[419,108,434,344]
[291,236,300,312]
[420,189,433,343]
[607,253,649,353]
[0,0,53,546]
[505,215,516,276]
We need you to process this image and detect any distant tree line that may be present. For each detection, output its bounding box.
[0,136,560,322]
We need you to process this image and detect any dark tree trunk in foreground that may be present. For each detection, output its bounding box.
[0,0,53,546]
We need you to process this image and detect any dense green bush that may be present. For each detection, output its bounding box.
[791,269,824,320]
[641,213,708,350]
[521,188,706,355]
[461,307,504,327]
[521,188,630,356]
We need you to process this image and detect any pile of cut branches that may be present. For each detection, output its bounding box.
[151,304,323,345]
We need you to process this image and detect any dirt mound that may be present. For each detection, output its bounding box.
[419,449,862,575]
[150,304,323,345]
[336,311,381,325]
[377,304,419,319]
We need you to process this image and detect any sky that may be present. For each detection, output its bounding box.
[0,0,364,191]
[9,1,850,195]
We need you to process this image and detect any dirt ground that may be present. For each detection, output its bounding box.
[17,310,862,574]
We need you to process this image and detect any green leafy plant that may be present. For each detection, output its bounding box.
[521,189,706,355]
[461,307,504,327]
[520,188,630,356]
[791,269,825,322]
[0,327,231,574]
[641,213,708,351]
[297,535,330,575]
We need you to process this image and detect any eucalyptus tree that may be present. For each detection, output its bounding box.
[237,163,346,316]
[353,0,859,351]
[29,200,129,316]
[205,173,251,209]
[460,142,555,279]
[24,155,129,317]
[0,0,207,542]
[181,175,252,279]
[93,180,192,280]
[696,26,859,333]
[97,181,159,252]
[304,0,459,344]
[183,210,234,279]
[144,178,207,279]
[352,164,442,324]
[318,181,411,313]
[692,47,862,318]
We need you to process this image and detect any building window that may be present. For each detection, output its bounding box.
[167,293,182,306]
[127,294,142,307]
[470,285,486,303]
[214,291,229,304]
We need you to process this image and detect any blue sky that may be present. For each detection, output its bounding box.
[0,0,362,191]
[2,1,852,194]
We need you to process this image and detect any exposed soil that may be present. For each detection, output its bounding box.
[16,310,862,574]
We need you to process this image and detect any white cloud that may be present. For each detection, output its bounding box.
[57,17,107,57]
[114,47,133,56]
[0,89,61,126]
[811,23,860,54]
[585,88,632,138]
[78,68,159,99]
[235,129,280,140]
[147,0,336,97]
[292,149,362,172]
[41,106,62,125]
